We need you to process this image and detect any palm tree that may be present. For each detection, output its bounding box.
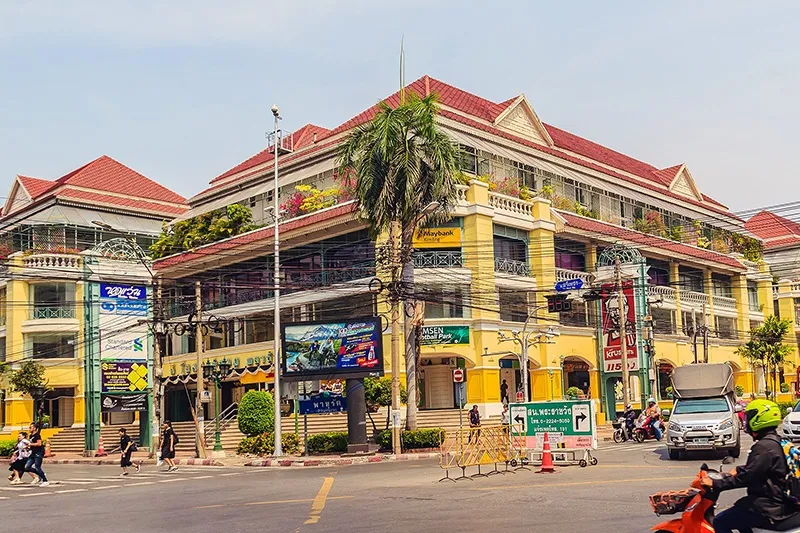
[338,92,460,431]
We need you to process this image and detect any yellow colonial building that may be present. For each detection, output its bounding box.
[153,76,796,424]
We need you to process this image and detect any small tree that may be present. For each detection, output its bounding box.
[9,361,47,396]
[737,316,793,396]
[237,390,275,437]
[364,377,407,434]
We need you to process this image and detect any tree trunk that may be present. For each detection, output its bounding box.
[403,260,418,431]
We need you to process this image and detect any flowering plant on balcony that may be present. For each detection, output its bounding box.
[281,184,341,219]
[22,246,81,256]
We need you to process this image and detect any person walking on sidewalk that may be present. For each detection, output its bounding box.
[7,432,32,484]
[117,428,140,476]
[24,423,49,487]
[161,421,178,472]
[468,405,481,444]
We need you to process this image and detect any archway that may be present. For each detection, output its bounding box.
[499,354,541,403]
[419,355,473,410]
[655,360,676,401]
[562,356,593,398]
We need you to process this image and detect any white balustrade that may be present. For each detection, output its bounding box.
[648,285,677,305]
[454,185,469,205]
[488,191,534,217]
[712,294,738,311]
[555,268,594,285]
[22,254,82,271]
[681,290,710,308]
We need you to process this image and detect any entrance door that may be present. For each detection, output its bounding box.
[499,368,516,403]
[424,366,455,409]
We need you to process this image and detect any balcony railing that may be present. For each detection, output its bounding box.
[680,290,710,308]
[413,251,464,268]
[23,254,81,271]
[488,191,534,218]
[494,257,531,276]
[31,306,76,320]
[712,294,737,312]
[648,285,678,306]
[555,268,594,286]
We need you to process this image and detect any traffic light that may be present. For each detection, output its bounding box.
[545,294,572,313]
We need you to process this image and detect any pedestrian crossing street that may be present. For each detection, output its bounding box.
[0,466,261,500]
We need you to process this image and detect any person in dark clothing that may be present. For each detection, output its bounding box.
[468,405,481,444]
[500,380,509,404]
[160,421,178,472]
[702,399,799,533]
[623,404,637,441]
[24,423,48,486]
[117,427,140,476]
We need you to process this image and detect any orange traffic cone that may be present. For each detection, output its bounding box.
[44,440,54,458]
[95,436,107,457]
[538,432,556,474]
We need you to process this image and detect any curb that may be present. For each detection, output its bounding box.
[42,457,225,467]
[244,452,440,468]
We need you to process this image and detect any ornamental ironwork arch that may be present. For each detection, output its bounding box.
[89,238,150,262]
[596,242,643,267]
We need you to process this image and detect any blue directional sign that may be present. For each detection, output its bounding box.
[298,393,347,415]
[554,278,584,292]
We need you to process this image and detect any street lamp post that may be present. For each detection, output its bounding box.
[202,358,232,452]
[497,305,556,403]
[270,104,283,457]
[30,385,46,424]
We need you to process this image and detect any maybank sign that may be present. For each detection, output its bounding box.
[412,227,462,248]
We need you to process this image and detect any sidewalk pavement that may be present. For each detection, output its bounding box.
[37,452,232,467]
[244,452,440,468]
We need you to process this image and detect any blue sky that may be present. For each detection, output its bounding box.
[1,1,798,212]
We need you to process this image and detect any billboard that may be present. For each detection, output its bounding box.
[101,360,149,392]
[412,227,461,248]
[600,280,639,373]
[101,393,148,412]
[420,325,470,346]
[100,282,148,360]
[282,317,384,380]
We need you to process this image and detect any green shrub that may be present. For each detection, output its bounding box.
[237,390,275,437]
[778,401,796,419]
[306,432,348,454]
[781,383,791,394]
[565,387,582,399]
[401,428,444,450]
[236,432,302,456]
[0,439,16,457]
[375,428,443,451]
[734,385,745,398]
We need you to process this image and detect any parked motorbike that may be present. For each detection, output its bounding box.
[633,415,665,443]
[650,460,800,532]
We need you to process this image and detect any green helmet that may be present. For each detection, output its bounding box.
[744,399,782,434]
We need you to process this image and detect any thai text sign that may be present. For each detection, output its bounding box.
[101,393,148,412]
[600,281,639,373]
[298,392,347,415]
[420,325,470,345]
[282,317,384,379]
[101,360,149,392]
[412,227,462,248]
[509,400,596,450]
[100,283,147,300]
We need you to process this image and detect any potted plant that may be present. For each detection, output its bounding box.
[781,383,790,394]
[734,385,745,399]
[665,386,674,400]
[565,386,582,400]
[39,414,51,429]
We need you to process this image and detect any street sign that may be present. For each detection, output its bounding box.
[298,392,346,415]
[455,382,466,409]
[509,400,597,450]
[554,278,584,292]
[452,368,464,383]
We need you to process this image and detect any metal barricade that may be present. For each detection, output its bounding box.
[438,424,525,482]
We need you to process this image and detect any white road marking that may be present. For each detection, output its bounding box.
[91,485,121,490]
[19,492,50,497]
[190,475,213,480]
[57,481,96,485]
[126,481,155,486]
[158,478,186,483]
[55,489,88,494]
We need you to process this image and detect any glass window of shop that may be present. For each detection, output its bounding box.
[498,289,527,322]
[27,333,76,359]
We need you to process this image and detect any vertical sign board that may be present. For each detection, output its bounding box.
[600,280,639,373]
[99,283,149,362]
[509,400,596,450]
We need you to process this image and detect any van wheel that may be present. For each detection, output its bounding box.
[729,444,741,459]
[668,448,681,460]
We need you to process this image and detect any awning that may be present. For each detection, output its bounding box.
[20,205,164,234]
[175,159,336,222]
[163,364,275,385]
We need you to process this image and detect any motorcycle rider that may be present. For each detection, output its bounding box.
[623,404,637,441]
[644,397,662,441]
[700,399,799,533]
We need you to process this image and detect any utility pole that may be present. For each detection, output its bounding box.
[195,281,207,459]
[390,220,402,455]
[702,302,709,364]
[152,279,164,456]
[691,309,698,364]
[271,105,283,457]
[616,257,630,406]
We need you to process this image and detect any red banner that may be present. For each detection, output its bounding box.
[601,281,639,373]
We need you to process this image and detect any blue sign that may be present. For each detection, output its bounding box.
[298,393,347,415]
[100,283,147,300]
[100,300,148,316]
[554,278,584,292]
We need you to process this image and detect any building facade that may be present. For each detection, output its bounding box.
[0,156,186,450]
[153,77,796,422]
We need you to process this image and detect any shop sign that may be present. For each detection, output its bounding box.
[600,281,639,373]
[412,227,462,248]
[298,392,346,415]
[101,360,149,392]
[420,325,470,346]
[101,392,148,412]
[100,283,148,316]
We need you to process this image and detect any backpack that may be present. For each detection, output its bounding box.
[130,441,139,452]
[172,431,180,445]
[779,438,800,507]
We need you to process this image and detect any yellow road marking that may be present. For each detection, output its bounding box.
[192,495,352,510]
[471,475,688,491]
[304,476,335,525]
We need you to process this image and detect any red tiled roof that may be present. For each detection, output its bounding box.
[18,176,57,199]
[559,211,746,270]
[650,164,683,187]
[154,202,357,270]
[745,210,800,239]
[54,155,186,204]
[761,235,800,250]
[57,188,187,216]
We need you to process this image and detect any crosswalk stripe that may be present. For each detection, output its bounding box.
[0,486,34,491]
[126,482,154,486]
[66,478,105,482]
[190,476,213,480]
[91,485,120,490]
[158,478,186,483]
[55,489,87,494]
[19,492,50,497]
[58,481,96,485]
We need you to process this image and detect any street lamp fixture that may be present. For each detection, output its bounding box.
[203,358,232,452]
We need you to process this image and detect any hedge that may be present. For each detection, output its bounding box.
[376,428,444,451]
[306,432,349,454]
[0,439,16,457]
[237,390,275,437]
[779,401,797,419]
[237,432,301,456]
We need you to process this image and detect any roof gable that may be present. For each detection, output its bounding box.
[3,179,31,216]
[666,164,703,201]
[493,95,554,147]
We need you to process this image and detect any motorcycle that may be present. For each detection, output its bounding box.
[633,414,665,443]
[612,417,629,443]
[650,459,800,532]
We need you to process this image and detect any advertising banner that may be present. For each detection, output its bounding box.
[99,320,148,361]
[101,360,149,392]
[282,317,384,380]
[420,325,470,346]
[509,400,596,450]
[100,283,147,301]
[600,280,639,373]
[100,283,148,317]
[412,227,462,248]
[101,393,148,412]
